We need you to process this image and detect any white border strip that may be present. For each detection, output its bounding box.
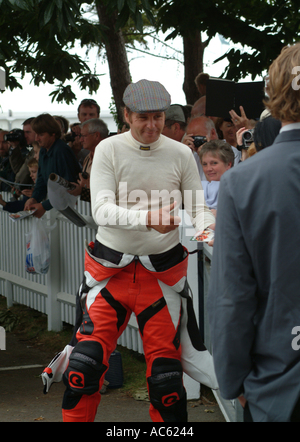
[0,364,43,372]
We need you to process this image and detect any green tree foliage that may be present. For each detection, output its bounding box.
[0,0,155,104]
[1,0,300,107]
[156,0,300,81]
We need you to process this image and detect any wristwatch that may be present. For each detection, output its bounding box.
[236,144,248,151]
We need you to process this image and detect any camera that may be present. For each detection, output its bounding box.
[4,129,27,147]
[64,130,77,143]
[192,136,207,150]
[242,129,254,149]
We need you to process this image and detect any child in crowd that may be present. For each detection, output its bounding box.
[0,158,39,213]
[199,140,234,216]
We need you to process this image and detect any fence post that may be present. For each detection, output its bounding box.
[179,211,201,400]
[46,210,62,331]
[0,326,6,350]
[5,280,13,308]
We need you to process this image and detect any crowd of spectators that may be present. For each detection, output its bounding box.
[0,75,277,349]
[0,99,108,215]
[1,45,299,422]
[0,74,278,220]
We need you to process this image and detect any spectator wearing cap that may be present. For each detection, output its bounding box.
[61,79,216,423]
[162,104,187,142]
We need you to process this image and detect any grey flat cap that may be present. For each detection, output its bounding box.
[123,79,171,113]
[165,104,186,123]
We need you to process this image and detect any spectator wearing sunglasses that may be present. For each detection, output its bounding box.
[78,99,101,122]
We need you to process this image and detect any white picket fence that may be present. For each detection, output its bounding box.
[0,194,246,418]
[0,197,207,400]
[0,196,200,333]
[0,198,96,331]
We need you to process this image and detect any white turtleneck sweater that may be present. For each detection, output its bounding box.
[90,130,215,256]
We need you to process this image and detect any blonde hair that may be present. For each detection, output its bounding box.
[265,43,300,122]
[27,158,38,169]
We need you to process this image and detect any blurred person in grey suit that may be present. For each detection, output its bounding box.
[208,43,300,422]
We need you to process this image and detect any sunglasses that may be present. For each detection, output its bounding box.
[80,99,98,106]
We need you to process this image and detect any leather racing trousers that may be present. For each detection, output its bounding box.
[62,241,190,422]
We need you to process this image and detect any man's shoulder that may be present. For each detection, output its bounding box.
[53,138,72,151]
[52,139,78,161]
[221,137,295,195]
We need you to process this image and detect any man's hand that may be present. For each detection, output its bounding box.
[182,134,197,152]
[22,189,34,198]
[147,202,181,234]
[24,198,45,218]
[238,395,247,408]
[68,173,90,197]
[207,223,215,247]
[29,203,46,219]
[68,182,82,197]
[229,106,250,130]
[236,127,247,146]
[24,197,37,211]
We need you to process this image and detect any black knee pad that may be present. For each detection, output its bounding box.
[147,358,187,422]
[64,341,107,396]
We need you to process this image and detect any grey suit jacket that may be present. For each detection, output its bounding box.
[208,129,300,422]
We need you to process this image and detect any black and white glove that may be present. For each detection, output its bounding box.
[41,345,74,394]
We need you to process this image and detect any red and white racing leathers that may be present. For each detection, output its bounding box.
[61,241,217,422]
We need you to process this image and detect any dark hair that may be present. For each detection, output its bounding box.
[54,116,70,135]
[164,119,187,131]
[195,73,210,88]
[78,99,100,116]
[23,117,35,126]
[253,117,281,151]
[31,114,62,139]
[199,139,234,167]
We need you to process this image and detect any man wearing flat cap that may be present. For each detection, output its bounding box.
[61,79,216,422]
[162,104,187,142]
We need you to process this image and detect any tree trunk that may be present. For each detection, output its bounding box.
[183,32,207,105]
[96,4,131,126]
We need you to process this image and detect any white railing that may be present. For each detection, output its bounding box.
[0,194,245,416]
[0,196,204,401]
[0,196,95,328]
[0,193,245,418]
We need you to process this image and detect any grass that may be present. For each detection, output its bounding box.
[0,295,147,396]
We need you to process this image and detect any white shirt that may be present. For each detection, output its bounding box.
[90,131,215,255]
